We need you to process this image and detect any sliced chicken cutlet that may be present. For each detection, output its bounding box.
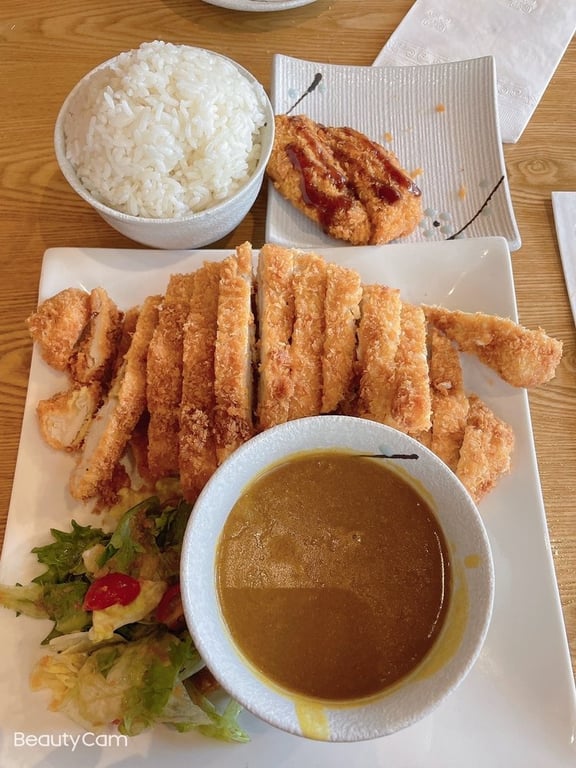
[214,242,256,462]
[288,251,328,420]
[267,114,422,245]
[70,287,123,385]
[356,284,402,423]
[256,244,295,430]
[267,114,371,245]
[428,327,469,471]
[27,287,91,372]
[389,302,431,435]
[179,261,221,500]
[68,294,161,502]
[321,263,362,414]
[36,383,102,452]
[456,395,514,504]
[112,306,140,377]
[424,305,563,388]
[147,273,196,481]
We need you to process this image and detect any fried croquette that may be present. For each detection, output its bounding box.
[267,114,422,245]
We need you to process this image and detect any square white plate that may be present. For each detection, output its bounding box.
[1,237,574,767]
[266,55,521,251]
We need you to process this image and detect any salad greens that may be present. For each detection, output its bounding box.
[0,485,249,742]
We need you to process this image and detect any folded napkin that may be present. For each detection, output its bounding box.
[552,191,576,328]
[374,0,576,143]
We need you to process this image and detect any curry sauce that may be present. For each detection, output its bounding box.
[216,450,450,701]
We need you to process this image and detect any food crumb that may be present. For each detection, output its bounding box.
[435,103,446,113]
[457,185,467,200]
[411,167,424,179]
[384,131,394,143]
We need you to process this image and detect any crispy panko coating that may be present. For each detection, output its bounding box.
[147,273,196,481]
[179,261,221,500]
[326,125,422,243]
[70,287,123,385]
[27,288,91,371]
[356,284,402,423]
[30,244,566,507]
[389,302,431,435]
[36,383,102,452]
[268,115,371,245]
[321,262,363,414]
[214,243,256,462]
[267,114,422,245]
[69,295,161,502]
[424,306,563,388]
[428,327,469,471]
[256,244,295,430]
[288,251,328,419]
[456,395,515,504]
[112,307,140,378]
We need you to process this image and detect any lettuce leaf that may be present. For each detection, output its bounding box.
[0,583,48,619]
[31,521,109,584]
[42,581,90,636]
[184,681,250,743]
[98,495,192,579]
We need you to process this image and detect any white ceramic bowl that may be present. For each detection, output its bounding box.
[54,46,275,250]
[180,415,494,742]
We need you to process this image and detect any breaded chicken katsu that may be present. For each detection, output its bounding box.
[28,243,562,506]
[423,305,563,388]
[267,114,422,245]
[213,242,256,462]
[69,294,161,502]
[147,273,196,481]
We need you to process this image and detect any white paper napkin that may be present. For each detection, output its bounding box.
[374,0,576,143]
[552,191,576,328]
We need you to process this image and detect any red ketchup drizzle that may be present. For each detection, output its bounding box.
[285,122,421,235]
[336,127,421,200]
[286,134,355,233]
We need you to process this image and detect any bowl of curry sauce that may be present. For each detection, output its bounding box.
[180,415,494,741]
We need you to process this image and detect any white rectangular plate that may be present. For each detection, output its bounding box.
[1,238,574,767]
[266,55,521,251]
[552,191,576,328]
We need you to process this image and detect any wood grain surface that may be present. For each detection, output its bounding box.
[0,0,574,682]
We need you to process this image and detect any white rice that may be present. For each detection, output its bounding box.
[63,41,268,219]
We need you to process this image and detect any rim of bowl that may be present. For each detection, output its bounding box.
[180,415,495,742]
[53,45,275,224]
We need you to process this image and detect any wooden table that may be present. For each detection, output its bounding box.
[0,0,574,682]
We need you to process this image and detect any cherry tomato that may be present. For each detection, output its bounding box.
[83,572,141,611]
[155,583,185,631]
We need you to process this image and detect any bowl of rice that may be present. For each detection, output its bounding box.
[54,41,275,249]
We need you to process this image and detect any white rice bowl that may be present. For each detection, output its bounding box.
[61,41,270,219]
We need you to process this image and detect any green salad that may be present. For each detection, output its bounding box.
[0,482,248,742]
